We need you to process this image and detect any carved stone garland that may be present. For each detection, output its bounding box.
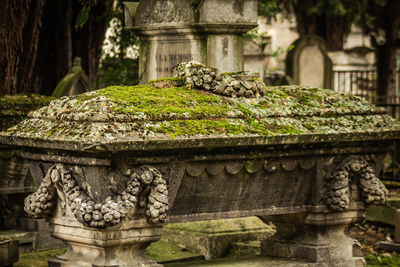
[325,156,388,211]
[24,164,169,228]
[174,61,267,98]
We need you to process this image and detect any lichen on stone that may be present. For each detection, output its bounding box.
[0,94,55,131]
[1,62,399,145]
[0,94,55,116]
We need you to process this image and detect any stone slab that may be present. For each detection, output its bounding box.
[366,198,400,225]
[165,255,365,267]
[378,241,400,252]
[162,217,275,259]
[146,240,204,264]
[0,239,19,266]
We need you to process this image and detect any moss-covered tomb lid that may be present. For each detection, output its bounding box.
[1,62,400,152]
[1,83,400,152]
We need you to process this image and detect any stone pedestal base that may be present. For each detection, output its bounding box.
[48,217,162,267]
[260,211,366,267]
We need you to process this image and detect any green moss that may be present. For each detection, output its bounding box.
[146,240,201,263]
[149,77,185,83]
[2,84,398,143]
[0,94,54,110]
[15,248,66,267]
[0,94,55,130]
[95,85,234,120]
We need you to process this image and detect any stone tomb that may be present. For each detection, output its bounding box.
[124,0,258,83]
[1,62,400,266]
[286,35,333,89]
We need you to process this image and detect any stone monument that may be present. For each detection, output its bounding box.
[243,38,271,78]
[52,57,92,97]
[1,62,399,266]
[124,0,258,83]
[286,35,333,89]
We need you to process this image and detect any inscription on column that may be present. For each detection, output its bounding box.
[156,53,194,76]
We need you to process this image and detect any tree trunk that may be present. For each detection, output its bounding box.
[324,15,345,51]
[34,0,112,95]
[294,5,345,51]
[72,0,113,82]
[375,0,400,99]
[0,0,46,95]
[294,7,318,36]
[376,44,398,99]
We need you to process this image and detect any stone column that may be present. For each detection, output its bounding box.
[125,0,258,84]
[23,161,169,267]
[260,155,388,267]
[260,212,365,267]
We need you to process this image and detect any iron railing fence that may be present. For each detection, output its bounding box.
[333,70,400,181]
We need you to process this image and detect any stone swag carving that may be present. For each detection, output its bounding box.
[143,0,183,24]
[325,155,388,211]
[24,164,169,228]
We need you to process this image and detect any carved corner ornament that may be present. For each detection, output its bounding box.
[325,156,388,211]
[24,164,169,228]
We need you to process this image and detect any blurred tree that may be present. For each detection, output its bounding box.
[34,0,113,95]
[357,0,400,98]
[0,1,46,95]
[259,0,400,97]
[0,0,113,95]
[258,0,367,51]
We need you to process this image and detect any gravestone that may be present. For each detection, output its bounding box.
[243,38,270,78]
[286,35,333,89]
[124,0,258,83]
[52,57,92,97]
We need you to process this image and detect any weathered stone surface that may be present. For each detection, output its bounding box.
[162,217,275,259]
[0,94,54,131]
[24,164,169,227]
[325,155,388,211]
[175,62,266,98]
[52,57,92,98]
[125,0,258,83]
[0,63,399,266]
[260,212,366,267]
[286,36,333,89]
[1,62,398,149]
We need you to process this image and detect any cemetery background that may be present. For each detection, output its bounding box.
[1,0,400,266]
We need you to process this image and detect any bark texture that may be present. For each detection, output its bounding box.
[0,0,46,95]
[294,6,346,51]
[374,0,400,98]
[35,0,112,95]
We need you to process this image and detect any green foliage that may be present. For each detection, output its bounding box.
[365,252,400,267]
[258,0,368,34]
[97,0,139,86]
[243,27,270,48]
[96,57,139,87]
[15,248,67,267]
[355,0,400,46]
[102,1,138,59]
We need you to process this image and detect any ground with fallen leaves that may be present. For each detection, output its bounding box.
[349,185,400,267]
